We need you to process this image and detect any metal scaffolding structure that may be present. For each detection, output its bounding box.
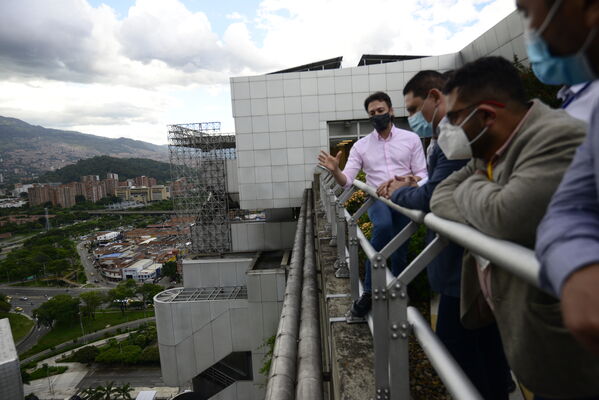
[168,122,236,254]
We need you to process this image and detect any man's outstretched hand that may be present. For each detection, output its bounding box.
[318,150,342,172]
[561,263,599,357]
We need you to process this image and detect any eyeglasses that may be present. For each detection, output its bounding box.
[446,100,506,125]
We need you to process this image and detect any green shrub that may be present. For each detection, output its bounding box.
[64,346,99,364]
[138,345,160,364]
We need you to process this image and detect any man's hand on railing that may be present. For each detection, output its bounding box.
[377,176,419,199]
[561,263,599,357]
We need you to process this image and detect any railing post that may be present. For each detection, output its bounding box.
[335,201,349,278]
[347,217,360,301]
[388,281,410,400]
[372,253,390,399]
[329,188,337,242]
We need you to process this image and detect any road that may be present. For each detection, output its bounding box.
[76,241,115,288]
[78,365,165,389]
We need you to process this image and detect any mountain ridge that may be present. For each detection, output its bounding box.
[0,115,170,183]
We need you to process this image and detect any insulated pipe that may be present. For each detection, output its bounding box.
[265,191,307,400]
[296,190,324,400]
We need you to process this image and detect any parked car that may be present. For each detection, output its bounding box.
[14,307,23,312]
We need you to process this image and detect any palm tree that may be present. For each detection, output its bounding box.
[114,383,133,400]
[80,382,133,400]
[80,382,118,400]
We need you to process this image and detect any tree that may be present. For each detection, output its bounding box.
[33,295,80,327]
[136,283,163,308]
[0,293,10,313]
[161,261,179,281]
[108,282,135,316]
[79,291,106,319]
[513,55,561,108]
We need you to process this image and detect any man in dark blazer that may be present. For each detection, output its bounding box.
[378,70,510,400]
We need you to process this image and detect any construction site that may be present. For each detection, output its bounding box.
[168,122,237,255]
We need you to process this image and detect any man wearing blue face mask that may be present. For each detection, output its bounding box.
[430,56,599,400]
[379,70,511,400]
[520,0,599,366]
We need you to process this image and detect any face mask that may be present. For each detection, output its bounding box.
[370,113,392,133]
[524,0,598,85]
[437,109,488,160]
[408,105,437,138]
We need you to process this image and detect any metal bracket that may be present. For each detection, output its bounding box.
[344,310,367,324]
[325,293,351,299]
[335,263,350,278]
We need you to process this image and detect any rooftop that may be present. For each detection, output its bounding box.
[155,286,248,303]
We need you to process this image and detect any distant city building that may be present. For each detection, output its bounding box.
[81,174,100,182]
[0,318,24,399]
[106,172,119,180]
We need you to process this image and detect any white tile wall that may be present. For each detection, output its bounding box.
[231,11,525,210]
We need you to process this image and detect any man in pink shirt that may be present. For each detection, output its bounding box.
[318,91,428,317]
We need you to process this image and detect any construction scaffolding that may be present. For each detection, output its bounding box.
[168,122,236,254]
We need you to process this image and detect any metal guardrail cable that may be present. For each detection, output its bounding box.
[408,307,482,400]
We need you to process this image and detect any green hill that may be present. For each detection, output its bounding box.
[0,115,169,183]
[39,156,172,184]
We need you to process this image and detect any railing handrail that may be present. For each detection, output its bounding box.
[351,178,541,288]
[317,171,546,400]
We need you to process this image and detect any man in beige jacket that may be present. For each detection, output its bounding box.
[430,56,599,399]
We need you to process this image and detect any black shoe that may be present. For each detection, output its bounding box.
[350,292,372,318]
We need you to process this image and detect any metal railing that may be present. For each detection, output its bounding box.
[318,171,543,400]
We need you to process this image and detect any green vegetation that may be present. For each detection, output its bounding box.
[0,311,34,342]
[139,200,174,211]
[79,381,133,400]
[39,155,171,184]
[0,213,160,284]
[161,261,180,281]
[20,309,154,360]
[514,55,561,108]
[0,230,81,283]
[27,364,68,380]
[61,323,160,366]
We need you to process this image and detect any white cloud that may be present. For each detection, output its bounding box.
[0,0,516,145]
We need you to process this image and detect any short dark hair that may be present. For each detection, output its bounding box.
[403,70,447,99]
[364,91,392,111]
[443,56,527,105]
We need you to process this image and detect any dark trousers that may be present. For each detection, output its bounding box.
[363,199,410,293]
[436,295,510,400]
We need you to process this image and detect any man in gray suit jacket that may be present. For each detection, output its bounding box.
[430,57,599,399]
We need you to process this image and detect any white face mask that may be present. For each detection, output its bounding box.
[437,108,488,160]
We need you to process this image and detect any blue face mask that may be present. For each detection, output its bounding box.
[408,98,438,138]
[524,0,597,85]
[408,111,433,138]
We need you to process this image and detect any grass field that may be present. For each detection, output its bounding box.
[20,309,154,359]
[0,311,34,342]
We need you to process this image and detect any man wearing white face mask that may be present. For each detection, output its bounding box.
[430,56,599,399]
[380,70,511,400]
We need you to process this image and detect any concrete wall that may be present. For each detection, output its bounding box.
[230,10,526,210]
[0,319,24,400]
[231,221,297,252]
[182,258,253,289]
[155,295,250,387]
[246,267,286,395]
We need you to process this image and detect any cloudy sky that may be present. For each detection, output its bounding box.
[0,0,516,144]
